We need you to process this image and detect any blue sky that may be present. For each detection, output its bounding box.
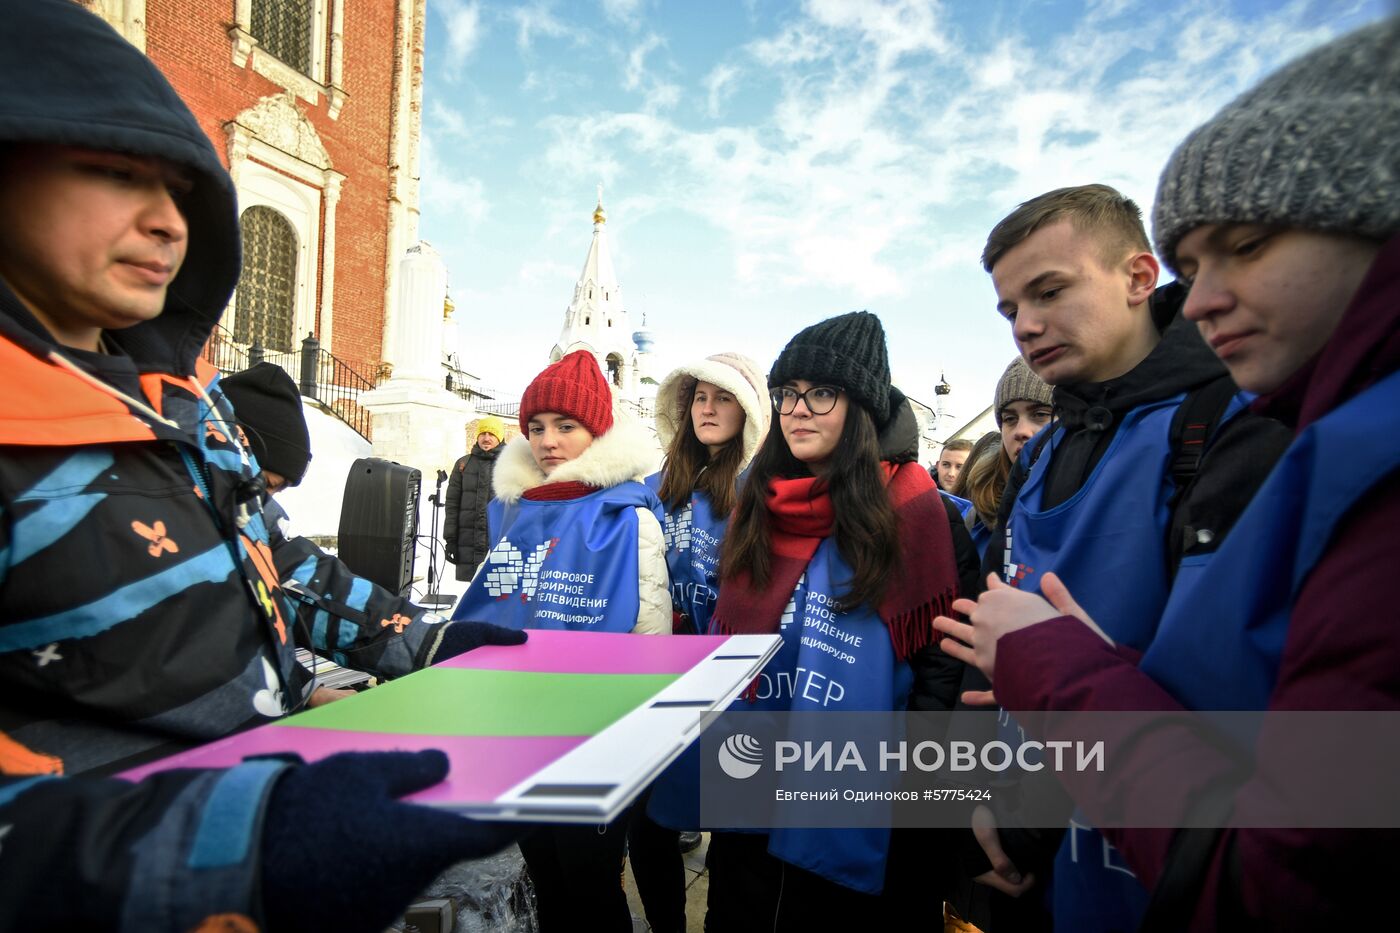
[419,0,1386,433]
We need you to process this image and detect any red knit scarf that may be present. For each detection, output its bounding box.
[711,461,957,661]
[522,481,599,501]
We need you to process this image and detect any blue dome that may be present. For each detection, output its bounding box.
[632,328,654,353]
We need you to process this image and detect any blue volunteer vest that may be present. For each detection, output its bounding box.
[1142,368,1400,709]
[1005,393,1245,933]
[644,472,732,830]
[752,539,914,895]
[450,482,658,633]
[1006,398,1188,651]
[940,490,972,514]
[644,473,727,636]
[967,513,992,561]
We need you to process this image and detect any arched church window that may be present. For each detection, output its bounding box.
[608,319,612,327]
[235,206,298,352]
[606,353,623,387]
[585,316,590,325]
[251,0,313,74]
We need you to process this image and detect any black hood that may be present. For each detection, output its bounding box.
[0,0,241,376]
[877,387,921,464]
[1052,281,1227,432]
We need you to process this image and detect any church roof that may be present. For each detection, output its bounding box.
[578,188,619,291]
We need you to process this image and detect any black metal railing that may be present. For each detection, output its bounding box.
[202,326,375,441]
[444,370,495,406]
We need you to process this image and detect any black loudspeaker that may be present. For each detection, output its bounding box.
[337,457,421,597]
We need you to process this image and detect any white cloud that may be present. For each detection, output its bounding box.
[624,34,664,90]
[621,33,680,112]
[601,0,645,27]
[419,135,489,228]
[512,3,570,51]
[428,101,470,138]
[436,0,483,69]
[704,64,740,118]
[532,0,1360,304]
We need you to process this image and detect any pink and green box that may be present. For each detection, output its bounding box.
[121,629,780,822]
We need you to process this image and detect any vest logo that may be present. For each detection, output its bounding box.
[481,537,559,601]
[1002,526,1033,588]
[663,503,693,553]
[717,733,764,780]
[779,573,805,628]
[1005,562,1034,588]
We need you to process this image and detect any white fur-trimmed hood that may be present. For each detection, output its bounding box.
[491,413,659,504]
[654,352,770,468]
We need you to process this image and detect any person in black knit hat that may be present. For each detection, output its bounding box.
[705,310,980,930]
[220,361,312,492]
[766,309,893,426]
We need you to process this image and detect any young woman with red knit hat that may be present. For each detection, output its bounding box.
[450,349,668,930]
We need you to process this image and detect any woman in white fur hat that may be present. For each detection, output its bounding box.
[629,351,769,933]
[648,351,771,636]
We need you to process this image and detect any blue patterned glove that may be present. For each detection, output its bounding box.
[426,620,527,664]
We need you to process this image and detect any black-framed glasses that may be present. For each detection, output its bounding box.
[770,385,843,416]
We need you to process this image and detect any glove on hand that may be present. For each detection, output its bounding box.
[444,545,459,563]
[429,620,527,664]
[261,750,520,933]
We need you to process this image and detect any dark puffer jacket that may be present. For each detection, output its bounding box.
[444,441,500,579]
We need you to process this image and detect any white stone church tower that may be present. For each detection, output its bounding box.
[550,190,645,404]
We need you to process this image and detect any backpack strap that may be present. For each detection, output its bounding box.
[1166,375,1240,510]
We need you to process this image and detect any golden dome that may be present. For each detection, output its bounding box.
[593,203,607,225]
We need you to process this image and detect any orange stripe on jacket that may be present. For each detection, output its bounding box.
[240,533,289,645]
[0,730,63,776]
[0,336,158,447]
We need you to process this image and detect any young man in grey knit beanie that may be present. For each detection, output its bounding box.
[938,17,1400,931]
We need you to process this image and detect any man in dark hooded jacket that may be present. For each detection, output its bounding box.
[0,3,523,930]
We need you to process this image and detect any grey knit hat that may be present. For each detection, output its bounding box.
[1153,17,1400,274]
[994,357,1052,425]
[769,311,892,424]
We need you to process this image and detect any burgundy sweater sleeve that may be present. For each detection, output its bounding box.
[993,480,1400,929]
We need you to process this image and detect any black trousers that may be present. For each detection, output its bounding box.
[704,830,935,932]
[626,803,688,933]
[519,813,633,932]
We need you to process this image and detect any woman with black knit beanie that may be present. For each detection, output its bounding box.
[704,310,980,929]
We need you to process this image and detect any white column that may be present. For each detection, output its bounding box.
[318,172,344,354]
[390,242,447,383]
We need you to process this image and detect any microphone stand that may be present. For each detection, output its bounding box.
[423,468,451,608]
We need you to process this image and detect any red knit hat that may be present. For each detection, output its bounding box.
[518,350,615,436]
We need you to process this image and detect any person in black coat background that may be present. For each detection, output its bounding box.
[445,415,505,580]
